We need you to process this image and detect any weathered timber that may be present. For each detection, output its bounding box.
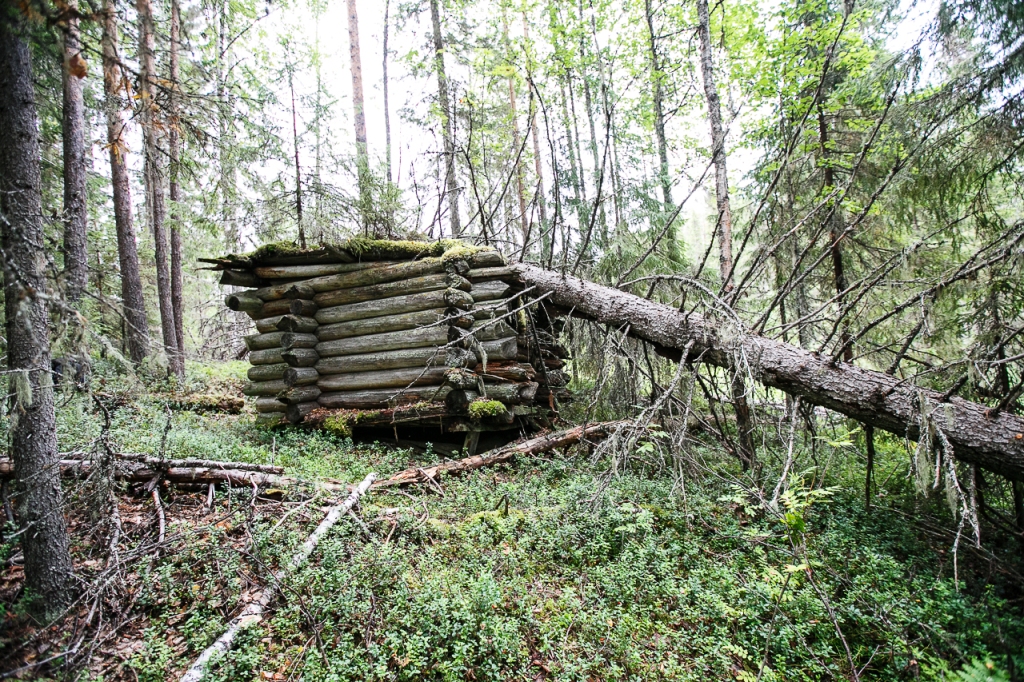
[305,404,451,430]
[467,250,505,268]
[445,272,472,291]
[254,262,373,279]
[277,385,321,405]
[255,281,315,302]
[283,367,320,386]
[225,290,262,313]
[444,288,475,310]
[280,333,319,350]
[472,280,512,302]
[317,308,448,342]
[244,331,285,351]
[317,326,448,357]
[259,298,318,318]
[374,421,626,487]
[243,380,288,397]
[277,315,320,333]
[443,368,481,390]
[220,269,263,287]
[249,348,286,365]
[316,346,447,374]
[305,258,445,294]
[472,362,537,382]
[282,348,319,367]
[255,396,287,413]
[318,366,449,392]
[286,401,318,424]
[316,289,463,324]
[313,273,448,308]
[467,266,514,283]
[447,382,538,409]
[247,363,289,382]
[256,316,286,333]
[513,263,1024,480]
[318,386,449,409]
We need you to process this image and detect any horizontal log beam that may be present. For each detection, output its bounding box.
[219,269,264,288]
[249,348,285,365]
[255,281,315,302]
[283,367,320,387]
[317,386,450,409]
[282,348,319,367]
[277,385,321,405]
[317,308,449,342]
[255,396,286,413]
[315,289,465,325]
[513,263,1024,480]
[313,273,449,308]
[305,258,445,294]
[247,363,289,382]
[254,262,373,279]
[243,380,288,396]
[318,366,449,392]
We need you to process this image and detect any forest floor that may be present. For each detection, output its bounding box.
[1,361,1022,681]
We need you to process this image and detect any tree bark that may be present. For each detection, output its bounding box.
[169,0,185,367]
[0,17,75,613]
[137,0,181,377]
[346,0,369,211]
[513,263,1024,480]
[288,67,305,248]
[696,0,756,470]
[61,3,88,302]
[102,0,150,364]
[383,0,392,183]
[429,0,461,236]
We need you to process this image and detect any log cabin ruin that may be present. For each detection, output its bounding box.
[202,239,570,453]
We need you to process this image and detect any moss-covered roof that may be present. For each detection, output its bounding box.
[200,238,498,269]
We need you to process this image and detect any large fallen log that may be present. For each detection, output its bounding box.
[374,420,628,487]
[0,457,307,488]
[512,264,1024,480]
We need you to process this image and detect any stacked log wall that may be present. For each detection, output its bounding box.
[215,244,567,433]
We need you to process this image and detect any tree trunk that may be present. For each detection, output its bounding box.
[512,263,1024,481]
[288,68,305,248]
[347,0,369,199]
[644,0,672,211]
[138,0,181,377]
[383,0,392,183]
[429,0,461,237]
[696,0,756,470]
[0,17,75,614]
[169,0,186,370]
[61,3,88,302]
[102,0,150,364]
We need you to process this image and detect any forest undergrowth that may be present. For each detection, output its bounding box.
[1,361,1021,682]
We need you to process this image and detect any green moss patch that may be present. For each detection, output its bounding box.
[468,399,508,419]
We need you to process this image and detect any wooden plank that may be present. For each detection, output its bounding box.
[317,308,448,342]
[247,363,289,382]
[317,326,448,358]
[317,366,449,392]
[305,258,445,294]
[317,386,449,409]
[313,273,448,308]
[315,289,471,324]
[254,262,373,279]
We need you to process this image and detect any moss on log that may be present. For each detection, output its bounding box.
[243,380,288,397]
[249,348,286,365]
[318,366,449,392]
[313,273,449,308]
[247,363,289,382]
[317,308,448,342]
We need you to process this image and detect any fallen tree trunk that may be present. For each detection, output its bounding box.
[512,264,1024,480]
[180,473,376,682]
[374,420,628,487]
[0,457,298,488]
